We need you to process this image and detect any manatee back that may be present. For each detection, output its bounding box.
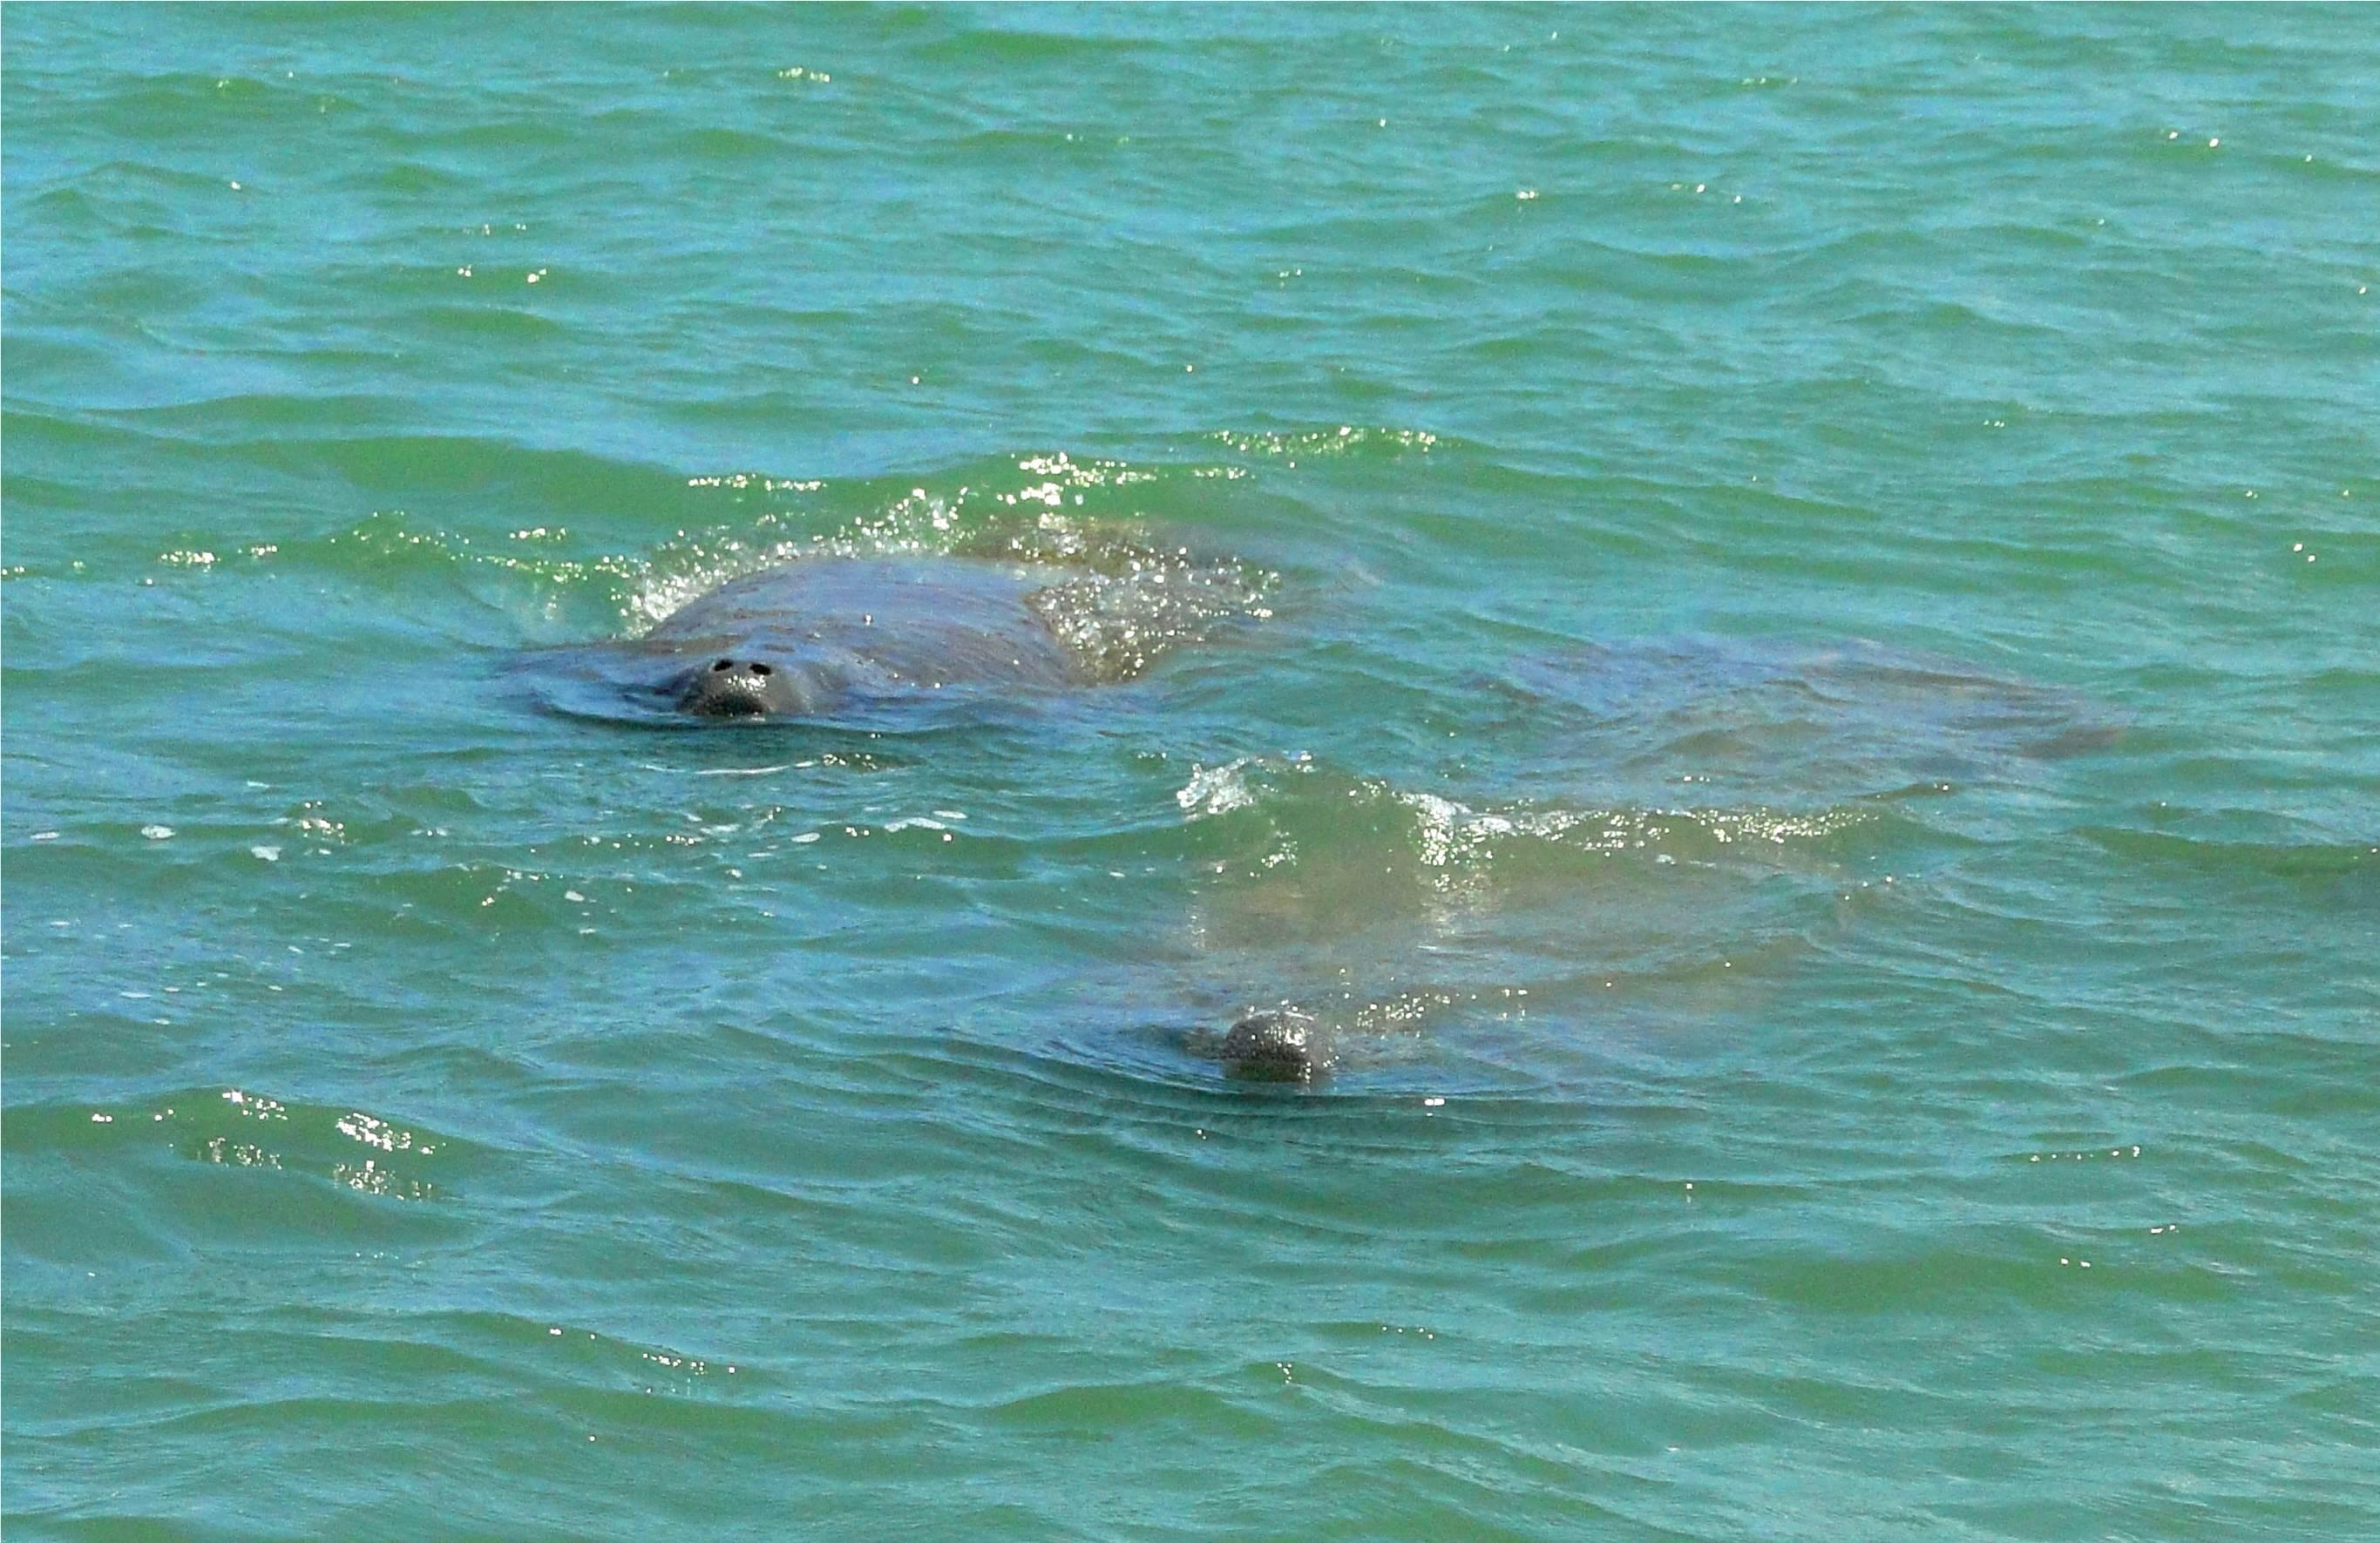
[1489,634,2123,802]
[513,557,1099,726]
[648,557,1089,692]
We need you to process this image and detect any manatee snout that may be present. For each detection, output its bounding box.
[674,656,799,718]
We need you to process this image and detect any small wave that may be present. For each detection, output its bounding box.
[2081,826,2379,888]
[22,1088,470,1204]
[1205,424,1448,461]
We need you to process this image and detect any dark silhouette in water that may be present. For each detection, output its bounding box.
[1203,1009,1327,1083]
[1169,640,2128,1088]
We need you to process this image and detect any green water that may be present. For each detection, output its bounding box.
[5,5,2376,1539]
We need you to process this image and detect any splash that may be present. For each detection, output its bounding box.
[1177,754,1874,886]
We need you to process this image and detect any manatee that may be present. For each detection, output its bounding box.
[1165,639,2125,1089]
[1181,1008,1330,1083]
[517,556,1097,725]
[1481,635,2126,802]
[1219,1008,1327,1081]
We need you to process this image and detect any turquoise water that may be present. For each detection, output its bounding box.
[5,4,2377,1537]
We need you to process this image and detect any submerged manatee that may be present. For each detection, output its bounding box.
[1482,634,2126,802]
[519,557,1099,724]
[1164,639,2126,1088]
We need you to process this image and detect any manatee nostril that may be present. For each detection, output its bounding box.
[712,659,733,672]
[752,662,773,676]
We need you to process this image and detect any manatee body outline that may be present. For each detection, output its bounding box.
[1170,637,2125,1087]
[519,555,1097,724]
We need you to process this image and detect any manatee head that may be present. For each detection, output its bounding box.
[1217,1009,1326,1083]
[668,653,825,719]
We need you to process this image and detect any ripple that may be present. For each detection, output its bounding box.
[8,3,2377,1536]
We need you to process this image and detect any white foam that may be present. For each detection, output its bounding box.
[1176,759,1258,819]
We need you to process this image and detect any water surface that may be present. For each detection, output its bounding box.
[5,6,2377,1539]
